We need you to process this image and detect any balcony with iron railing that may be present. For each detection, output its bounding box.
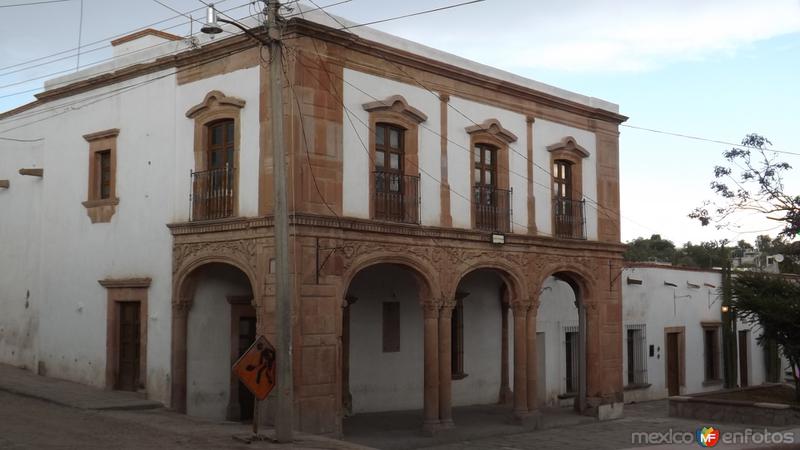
[191,166,235,221]
[553,197,586,240]
[473,185,512,233]
[373,171,420,224]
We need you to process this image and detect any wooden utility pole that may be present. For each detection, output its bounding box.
[267,0,293,443]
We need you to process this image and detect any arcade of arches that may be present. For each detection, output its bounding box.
[169,217,624,436]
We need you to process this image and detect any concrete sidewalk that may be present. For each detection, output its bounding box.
[0,363,162,410]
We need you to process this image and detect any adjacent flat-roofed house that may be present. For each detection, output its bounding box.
[0,5,627,436]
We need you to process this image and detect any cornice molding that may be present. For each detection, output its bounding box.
[465,118,518,144]
[83,128,120,142]
[362,95,428,123]
[98,277,152,288]
[185,90,246,119]
[546,136,590,159]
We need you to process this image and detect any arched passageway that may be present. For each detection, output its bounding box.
[171,261,257,422]
[537,270,591,413]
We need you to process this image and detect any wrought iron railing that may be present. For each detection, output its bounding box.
[191,166,235,221]
[373,171,420,224]
[553,197,586,240]
[473,185,512,233]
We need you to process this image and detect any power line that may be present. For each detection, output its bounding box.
[0,1,351,131]
[0,0,233,74]
[75,0,84,71]
[621,124,800,157]
[302,2,647,236]
[0,45,254,135]
[340,0,486,31]
[0,2,252,93]
[0,0,70,7]
[0,0,350,99]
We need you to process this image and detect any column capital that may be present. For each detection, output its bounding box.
[423,302,441,319]
[510,300,531,315]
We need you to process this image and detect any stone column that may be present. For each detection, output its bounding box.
[171,301,190,413]
[511,301,529,420]
[423,302,440,433]
[438,300,455,428]
[498,292,512,404]
[526,303,539,416]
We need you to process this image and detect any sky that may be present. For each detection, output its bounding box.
[1,0,799,246]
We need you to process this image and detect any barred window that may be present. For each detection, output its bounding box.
[626,324,648,386]
[564,325,579,394]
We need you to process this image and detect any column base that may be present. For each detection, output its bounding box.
[439,419,455,429]
[422,420,441,436]
[510,409,542,428]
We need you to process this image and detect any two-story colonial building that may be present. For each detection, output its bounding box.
[0,5,627,436]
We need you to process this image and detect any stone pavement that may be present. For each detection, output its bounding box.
[0,363,370,449]
[344,400,800,450]
[0,363,162,410]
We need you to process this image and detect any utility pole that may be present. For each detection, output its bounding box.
[201,1,292,441]
[267,0,294,443]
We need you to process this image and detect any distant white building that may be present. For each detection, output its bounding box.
[621,264,785,403]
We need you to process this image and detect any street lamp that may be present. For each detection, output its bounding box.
[201,4,270,44]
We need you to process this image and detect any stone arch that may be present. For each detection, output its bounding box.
[342,252,440,304]
[535,263,597,414]
[451,261,527,304]
[171,257,258,415]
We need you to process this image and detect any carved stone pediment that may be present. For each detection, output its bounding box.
[362,95,428,124]
[465,119,518,144]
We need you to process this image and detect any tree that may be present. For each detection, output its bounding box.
[690,134,800,238]
[730,271,800,400]
[624,234,677,263]
[675,240,731,269]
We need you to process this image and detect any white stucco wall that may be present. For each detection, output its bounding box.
[452,271,512,407]
[186,265,251,420]
[0,141,43,371]
[175,66,261,220]
[342,69,441,226]
[447,97,529,233]
[622,266,771,403]
[348,266,514,413]
[0,64,260,406]
[536,276,579,407]
[347,265,424,413]
[533,119,598,239]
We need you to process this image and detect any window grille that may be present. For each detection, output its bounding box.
[625,324,648,385]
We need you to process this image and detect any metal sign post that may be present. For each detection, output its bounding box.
[232,335,277,443]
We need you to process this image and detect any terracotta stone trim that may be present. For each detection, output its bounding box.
[0,180,8,188]
[546,136,590,159]
[467,120,512,230]
[526,117,536,234]
[187,90,245,218]
[110,28,182,47]
[83,128,120,223]
[367,106,422,220]
[439,93,452,227]
[664,326,686,387]
[362,95,428,124]
[101,278,149,391]
[83,128,120,142]
[185,90,246,119]
[465,119,518,144]
[98,278,152,288]
[18,168,43,177]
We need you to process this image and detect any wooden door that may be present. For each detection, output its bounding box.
[117,302,140,391]
[238,316,257,421]
[666,332,680,396]
[739,331,749,387]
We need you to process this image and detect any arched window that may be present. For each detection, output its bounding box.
[553,159,572,200]
[195,118,235,220]
[207,119,235,171]
[374,123,414,222]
